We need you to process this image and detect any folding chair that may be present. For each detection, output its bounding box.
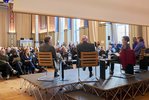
[37,52,55,81]
[138,49,148,71]
[78,52,99,82]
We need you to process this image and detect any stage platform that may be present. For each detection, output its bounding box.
[20,65,149,100]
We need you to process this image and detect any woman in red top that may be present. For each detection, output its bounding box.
[119,36,136,74]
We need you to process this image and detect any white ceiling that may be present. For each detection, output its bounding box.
[13,0,149,26]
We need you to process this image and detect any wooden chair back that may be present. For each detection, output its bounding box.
[139,49,145,60]
[80,52,98,67]
[37,52,53,67]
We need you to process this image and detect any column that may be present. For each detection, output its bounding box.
[106,22,112,49]
[59,17,65,44]
[55,17,59,45]
[84,20,89,37]
[67,18,72,44]
[71,19,75,43]
[35,15,39,47]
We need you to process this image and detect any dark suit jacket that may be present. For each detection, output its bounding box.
[39,43,57,60]
[77,42,95,58]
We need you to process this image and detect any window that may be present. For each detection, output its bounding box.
[116,24,129,43]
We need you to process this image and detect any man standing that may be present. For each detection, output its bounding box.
[39,36,59,77]
[77,35,95,77]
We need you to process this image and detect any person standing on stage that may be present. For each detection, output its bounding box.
[39,36,59,77]
[77,35,95,77]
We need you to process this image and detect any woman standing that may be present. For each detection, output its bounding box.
[119,36,136,74]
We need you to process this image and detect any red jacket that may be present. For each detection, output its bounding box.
[119,49,136,69]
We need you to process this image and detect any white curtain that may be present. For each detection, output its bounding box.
[88,21,99,43]
[0,7,8,47]
[142,26,149,47]
[15,13,32,40]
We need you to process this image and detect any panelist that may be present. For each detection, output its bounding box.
[77,35,95,77]
[39,36,59,77]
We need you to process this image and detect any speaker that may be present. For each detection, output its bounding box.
[20,38,24,40]
[108,36,110,40]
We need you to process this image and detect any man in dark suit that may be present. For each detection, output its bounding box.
[39,36,59,77]
[77,35,95,77]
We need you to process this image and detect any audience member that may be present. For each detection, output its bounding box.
[99,47,106,56]
[132,37,138,49]
[134,37,145,57]
[22,48,38,74]
[0,48,17,79]
[9,49,23,77]
[95,41,101,53]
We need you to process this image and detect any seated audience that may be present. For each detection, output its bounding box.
[21,48,38,74]
[106,44,115,56]
[132,37,138,49]
[0,48,17,79]
[9,49,23,77]
[134,37,145,57]
[114,43,122,53]
[61,45,68,59]
[95,41,101,53]
[106,44,115,74]
[134,37,148,70]
[99,47,106,56]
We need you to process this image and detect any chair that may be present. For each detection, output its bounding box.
[78,52,99,81]
[139,49,145,61]
[139,49,148,70]
[37,52,54,81]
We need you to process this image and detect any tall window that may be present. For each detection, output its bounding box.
[76,19,80,42]
[116,24,129,43]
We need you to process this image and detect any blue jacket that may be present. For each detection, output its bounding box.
[134,42,145,56]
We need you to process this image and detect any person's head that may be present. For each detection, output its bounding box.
[62,42,67,47]
[81,35,88,43]
[97,41,100,46]
[108,44,112,49]
[133,37,137,42]
[11,49,17,56]
[101,47,104,50]
[137,37,144,43]
[44,36,52,45]
[0,48,6,55]
[24,48,30,55]
[122,36,129,45]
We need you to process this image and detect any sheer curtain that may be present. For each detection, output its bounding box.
[129,25,142,48]
[0,7,8,47]
[88,21,99,43]
[15,13,32,40]
[142,26,149,47]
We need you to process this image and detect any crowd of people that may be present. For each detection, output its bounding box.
[0,35,147,79]
[0,47,41,79]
